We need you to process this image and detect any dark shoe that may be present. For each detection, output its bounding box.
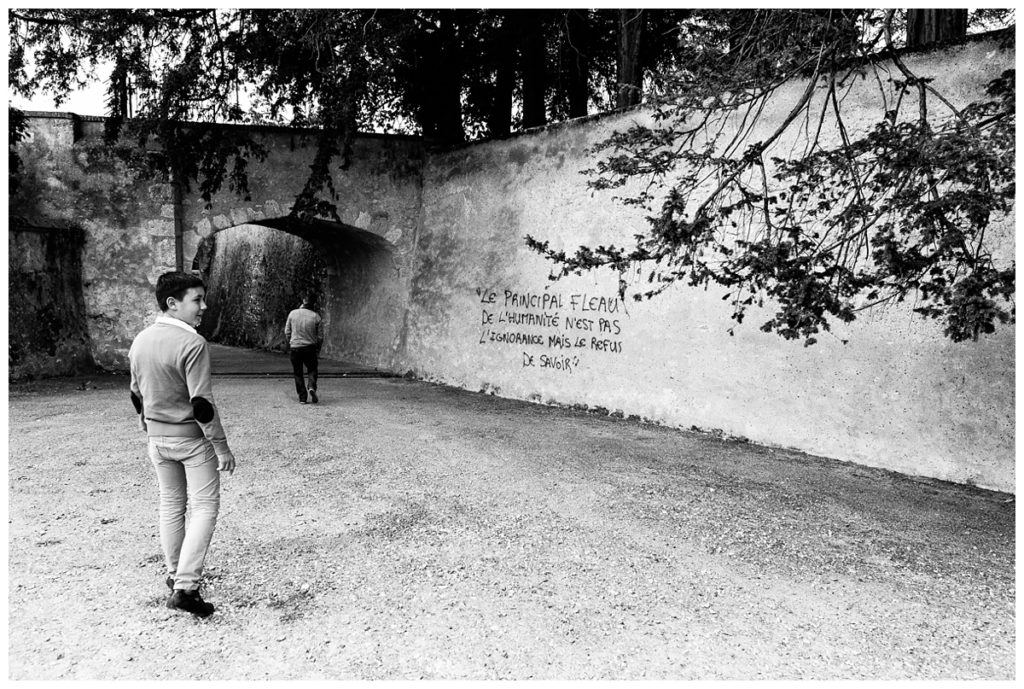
[166,575,174,591]
[299,398,308,404]
[309,389,318,404]
[167,589,215,618]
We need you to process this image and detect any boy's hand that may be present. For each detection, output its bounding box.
[217,451,236,475]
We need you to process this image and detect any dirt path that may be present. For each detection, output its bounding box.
[7,375,1015,680]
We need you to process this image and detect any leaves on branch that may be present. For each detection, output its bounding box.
[534,9,1015,345]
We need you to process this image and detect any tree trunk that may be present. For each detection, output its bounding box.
[488,12,514,138]
[518,11,548,129]
[103,55,131,142]
[564,9,589,118]
[906,9,968,48]
[431,16,466,143]
[616,9,643,109]
[407,13,466,143]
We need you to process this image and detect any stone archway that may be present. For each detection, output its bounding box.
[191,216,407,370]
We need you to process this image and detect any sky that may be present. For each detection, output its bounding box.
[10,81,111,117]
[6,7,112,117]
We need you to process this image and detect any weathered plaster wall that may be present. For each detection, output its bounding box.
[402,39,1015,492]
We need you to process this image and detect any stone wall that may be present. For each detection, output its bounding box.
[10,113,170,369]
[10,114,425,370]
[399,38,1015,492]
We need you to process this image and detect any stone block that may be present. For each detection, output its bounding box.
[149,184,173,201]
[369,212,389,234]
[147,266,174,285]
[146,219,174,235]
[230,207,249,227]
[10,237,46,272]
[195,217,214,238]
[152,237,176,266]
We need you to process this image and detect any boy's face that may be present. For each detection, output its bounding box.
[166,287,206,328]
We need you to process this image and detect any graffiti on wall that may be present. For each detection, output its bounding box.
[477,287,625,373]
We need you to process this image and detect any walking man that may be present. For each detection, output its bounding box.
[129,271,236,618]
[285,293,325,404]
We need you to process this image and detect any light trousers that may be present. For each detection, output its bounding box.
[147,435,221,592]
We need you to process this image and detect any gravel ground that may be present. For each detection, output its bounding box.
[7,374,1016,680]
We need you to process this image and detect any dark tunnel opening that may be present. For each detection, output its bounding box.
[192,217,404,369]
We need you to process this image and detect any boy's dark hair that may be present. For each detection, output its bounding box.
[156,271,205,311]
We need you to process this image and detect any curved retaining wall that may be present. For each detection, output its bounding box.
[399,38,1015,493]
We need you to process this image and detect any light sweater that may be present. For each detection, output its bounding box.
[284,307,324,348]
[129,316,231,457]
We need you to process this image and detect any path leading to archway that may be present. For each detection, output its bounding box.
[208,343,396,378]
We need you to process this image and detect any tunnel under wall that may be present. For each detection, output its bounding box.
[195,220,405,369]
[195,224,328,349]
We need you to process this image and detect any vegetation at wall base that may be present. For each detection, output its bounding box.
[8,225,95,379]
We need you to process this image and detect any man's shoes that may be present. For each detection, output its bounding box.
[309,389,318,404]
[167,588,215,618]
[299,398,307,404]
[166,575,174,591]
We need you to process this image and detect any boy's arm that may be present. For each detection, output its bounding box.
[129,355,148,432]
[182,339,236,473]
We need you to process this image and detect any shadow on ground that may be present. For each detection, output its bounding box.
[208,343,395,377]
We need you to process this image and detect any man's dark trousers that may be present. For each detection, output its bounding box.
[289,345,319,402]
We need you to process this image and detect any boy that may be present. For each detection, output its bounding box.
[129,271,237,618]
[284,293,324,404]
